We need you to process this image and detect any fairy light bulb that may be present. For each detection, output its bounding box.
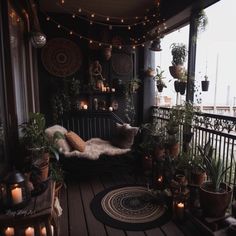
[135,16,138,20]
[91,14,95,18]
[109,45,112,49]
[128,26,131,30]
[46,16,50,21]
[121,19,124,23]
[57,24,61,28]
[99,43,102,47]
[69,31,73,35]
[143,22,146,26]
[118,45,122,49]
[132,45,136,49]
[142,44,145,47]
[90,21,93,25]
[61,0,65,4]
[78,8,82,12]
[89,40,93,44]
[72,14,75,18]
[106,17,110,21]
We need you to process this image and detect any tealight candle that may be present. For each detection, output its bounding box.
[176,202,185,221]
[108,107,113,111]
[83,104,88,110]
[5,227,14,236]
[11,186,23,204]
[25,227,35,236]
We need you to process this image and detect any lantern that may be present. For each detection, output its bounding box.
[4,171,30,210]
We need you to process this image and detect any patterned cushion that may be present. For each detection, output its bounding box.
[111,123,139,149]
[65,131,86,152]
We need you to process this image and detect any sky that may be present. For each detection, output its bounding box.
[154,0,236,107]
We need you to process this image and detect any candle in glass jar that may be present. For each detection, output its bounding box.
[5,227,14,236]
[11,186,23,204]
[25,227,35,236]
[176,202,185,220]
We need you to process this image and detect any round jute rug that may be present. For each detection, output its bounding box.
[90,185,171,231]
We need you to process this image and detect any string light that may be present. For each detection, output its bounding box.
[41,11,167,48]
[61,0,65,4]
[72,14,75,18]
[55,1,160,28]
[128,26,131,30]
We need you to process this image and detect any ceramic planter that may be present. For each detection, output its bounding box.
[156,85,164,92]
[174,80,180,93]
[201,80,209,91]
[199,182,232,217]
[179,81,186,95]
[169,65,184,79]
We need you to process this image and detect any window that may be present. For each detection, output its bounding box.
[154,24,189,106]
[195,0,236,115]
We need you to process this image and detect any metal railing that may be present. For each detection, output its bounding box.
[151,106,236,186]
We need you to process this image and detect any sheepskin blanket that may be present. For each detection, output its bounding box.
[63,138,131,160]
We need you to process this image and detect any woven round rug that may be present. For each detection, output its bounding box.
[90,185,171,231]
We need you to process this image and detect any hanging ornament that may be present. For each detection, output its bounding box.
[30,31,47,48]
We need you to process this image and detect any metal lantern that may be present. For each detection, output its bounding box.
[149,38,162,51]
[30,31,47,48]
[4,171,30,210]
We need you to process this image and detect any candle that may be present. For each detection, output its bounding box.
[176,202,185,220]
[108,107,113,111]
[25,227,35,236]
[157,176,163,183]
[41,227,46,236]
[11,186,23,204]
[83,104,88,110]
[5,227,14,236]
[41,225,54,236]
[111,88,115,92]
[106,87,110,92]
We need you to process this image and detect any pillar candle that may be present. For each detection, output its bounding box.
[11,187,23,204]
[176,202,185,220]
[5,227,14,236]
[25,227,35,236]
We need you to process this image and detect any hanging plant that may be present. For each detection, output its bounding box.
[153,66,167,92]
[201,75,209,91]
[196,10,208,34]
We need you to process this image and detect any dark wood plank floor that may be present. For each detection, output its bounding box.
[58,172,200,236]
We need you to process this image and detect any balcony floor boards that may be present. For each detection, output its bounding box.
[58,172,200,236]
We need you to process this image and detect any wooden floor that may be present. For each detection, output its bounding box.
[58,172,203,236]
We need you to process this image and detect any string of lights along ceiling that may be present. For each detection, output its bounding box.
[41,0,167,48]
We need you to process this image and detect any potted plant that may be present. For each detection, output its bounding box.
[129,77,141,93]
[199,141,232,217]
[201,75,209,91]
[178,69,187,95]
[153,66,167,92]
[169,43,187,79]
[189,155,206,185]
[166,105,183,135]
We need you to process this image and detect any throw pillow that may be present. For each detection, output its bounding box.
[111,123,139,149]
[45,125,71,153]
[65,131,86,152]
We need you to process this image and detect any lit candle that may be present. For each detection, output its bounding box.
[11,186,22,204]
[41,227,47,236]
[157,176,163,183]
[25,227,34,236]
[111,88,115,92]
[5,227,14,236]
[83,104,88,110]
[108,107,113,111]
[106,87,110,92]
[176,202,185,221]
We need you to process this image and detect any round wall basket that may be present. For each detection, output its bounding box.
[111,53,133,76]
[41,38,82,77]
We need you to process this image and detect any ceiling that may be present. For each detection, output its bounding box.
[39,0,155,19]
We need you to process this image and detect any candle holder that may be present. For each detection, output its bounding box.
[173,193,186,222]
[3,170,30,210]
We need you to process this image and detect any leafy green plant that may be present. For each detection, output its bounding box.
[153,66,167,89]
[170,43,187,66]
[50,161,65,185]
[198,140,230,192]
[196,10,208,34]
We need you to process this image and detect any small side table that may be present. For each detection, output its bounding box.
[0,181,57,236]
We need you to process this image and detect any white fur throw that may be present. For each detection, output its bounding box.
[63,138,131,160]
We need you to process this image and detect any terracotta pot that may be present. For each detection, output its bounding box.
[154,147,165,160]
[201,80,209,91]
[191,171,206,186]
[199,182,232,217]
[168,142,180,158]
[169,65,184,79]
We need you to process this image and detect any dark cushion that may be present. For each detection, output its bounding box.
[111,123,139,149]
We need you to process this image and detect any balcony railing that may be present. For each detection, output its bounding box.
[151,106,236,186]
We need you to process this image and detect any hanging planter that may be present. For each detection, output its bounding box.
[153,66,167,93]
[169,65,185,79]
[179,81,186,95]
[156,84,164,92]
[201,76,209,91]
[174,80,180,93]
